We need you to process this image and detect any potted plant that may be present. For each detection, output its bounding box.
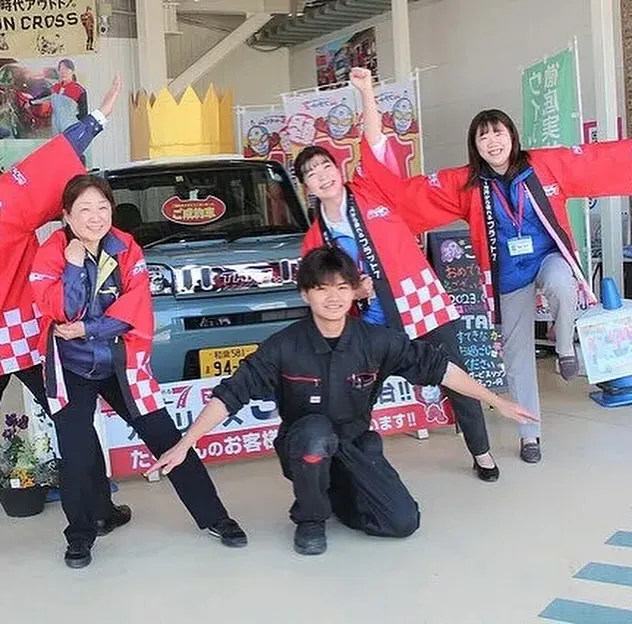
[0,413,59,518]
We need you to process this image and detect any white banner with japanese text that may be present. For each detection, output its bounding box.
[103,376,456,478]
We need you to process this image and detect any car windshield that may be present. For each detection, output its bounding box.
[106,160,308,248]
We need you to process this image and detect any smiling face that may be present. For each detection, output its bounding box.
[301,154,344,203]
[474,121,513,175]
[64,186,112,247]
[301,273,355,323]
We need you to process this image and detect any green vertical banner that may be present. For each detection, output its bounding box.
[521,47,589,276]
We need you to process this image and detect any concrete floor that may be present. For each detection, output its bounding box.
[2,358,631,624]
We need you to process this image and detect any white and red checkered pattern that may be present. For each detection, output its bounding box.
[481,270,496,321]
[126,351,164,415]
[0,305,43,375]
[394,268,460,339]
[44,336,69,413]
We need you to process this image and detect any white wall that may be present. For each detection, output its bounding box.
[84,37,140,168]
[290,0,625,172]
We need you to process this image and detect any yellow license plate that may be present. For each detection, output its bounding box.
[199,344,258,378]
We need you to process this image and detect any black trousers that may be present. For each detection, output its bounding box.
[274,414,420,538]
[53,370,229,544]
[0,364,49,413]
[416,320,490,456]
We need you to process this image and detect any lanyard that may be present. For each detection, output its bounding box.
[491,180,525,236]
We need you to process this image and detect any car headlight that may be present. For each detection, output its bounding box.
[147,264,174,296]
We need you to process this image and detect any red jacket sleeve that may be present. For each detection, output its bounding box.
[357,137,468,234]
[30,232,74,323]
[0,135,85,234]
[301,223,324,257]
[530,139,632,198]
[104,236,154,341]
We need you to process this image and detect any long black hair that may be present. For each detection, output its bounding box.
[465,109,529,188]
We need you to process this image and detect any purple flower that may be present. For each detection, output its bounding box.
[17,415,28,430]
[5,413,17,427]
[2,429,12,440]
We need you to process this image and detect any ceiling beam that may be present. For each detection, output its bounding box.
[168,12,273,97]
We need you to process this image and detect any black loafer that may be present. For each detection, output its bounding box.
[64,541,92,569]
[472,457,500,482]
[520,438,542,464]
[96,504,132,537]
[294,521,327,556]
[209,517,248,548]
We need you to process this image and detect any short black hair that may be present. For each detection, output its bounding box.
[62,174,115,214]
[293,145,337,184]
[297,246,360,291]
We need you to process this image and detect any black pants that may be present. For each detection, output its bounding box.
[416,320,490,456]
[53,370,229,544]
[274,414,420,538]
[0,364,49,413]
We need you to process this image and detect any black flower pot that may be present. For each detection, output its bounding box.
[0,485,49,518]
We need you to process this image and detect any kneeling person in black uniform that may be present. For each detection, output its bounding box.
[145,247,537,555]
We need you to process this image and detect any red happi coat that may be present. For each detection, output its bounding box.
[30,227,164,417]
[302,138,460,339]
[359,139,632,322]
[0,136,84,376]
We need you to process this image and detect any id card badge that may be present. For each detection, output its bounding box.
[507,235,534,257]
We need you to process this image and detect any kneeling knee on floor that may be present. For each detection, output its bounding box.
[388,507,421,538]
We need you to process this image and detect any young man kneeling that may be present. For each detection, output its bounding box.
[145,247,537,556]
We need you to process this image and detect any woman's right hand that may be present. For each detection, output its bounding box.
[64,239,86,266]
[99,74,122,118]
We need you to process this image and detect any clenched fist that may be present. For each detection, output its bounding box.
[64,239,86,267]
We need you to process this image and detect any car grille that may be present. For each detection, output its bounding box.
[183,306,309,330]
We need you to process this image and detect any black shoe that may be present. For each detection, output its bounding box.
[294,521,327,556]
[208,517,248,548]
[96,504,132,537]
[520,438,542,464]
[64,541,92,569]
[472,456,500,482]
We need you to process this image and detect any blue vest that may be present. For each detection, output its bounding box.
[332,231,388,326]
[491,168,557,294]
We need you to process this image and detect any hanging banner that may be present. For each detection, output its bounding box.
[238,105,288,167]
[0,1,97,58]
[521,46,590,322]
[315,26,377,88]
[374,77,422,176]
[521,46,589,277]
[282,85,361,186]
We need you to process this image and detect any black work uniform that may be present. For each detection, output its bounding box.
[213,316,449,538]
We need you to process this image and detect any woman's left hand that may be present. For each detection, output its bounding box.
[54,321,86,340]
[493,397,540,425]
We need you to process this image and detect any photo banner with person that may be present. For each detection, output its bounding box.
[0,1,97,58]
[521,44,591,321]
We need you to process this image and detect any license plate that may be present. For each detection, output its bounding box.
[199,344,258,378]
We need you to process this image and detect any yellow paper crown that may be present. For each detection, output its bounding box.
[129,85,236,161]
